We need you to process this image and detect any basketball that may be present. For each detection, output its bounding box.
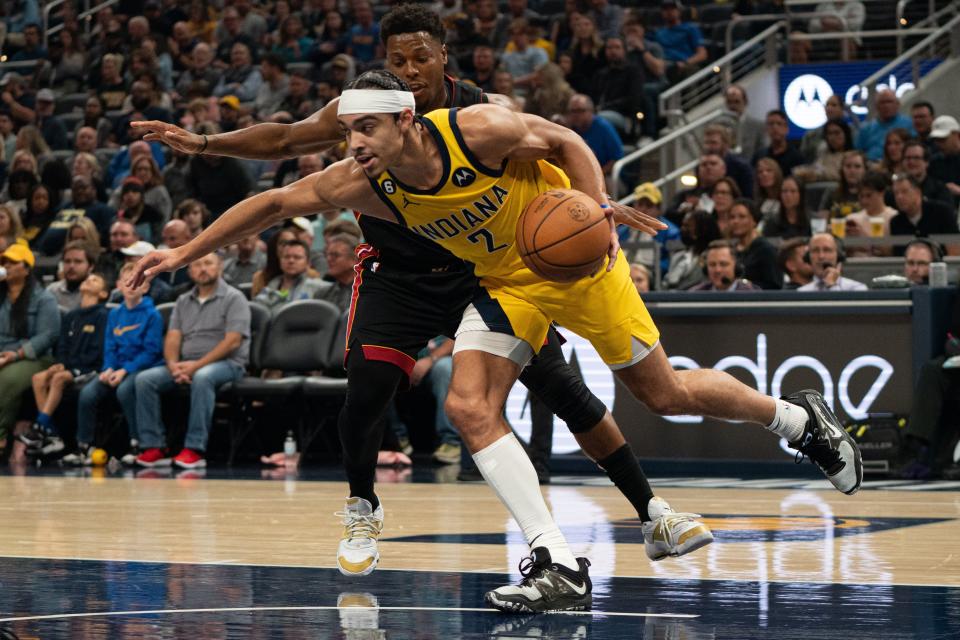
[516,189,610,283]
[90,448,108,466]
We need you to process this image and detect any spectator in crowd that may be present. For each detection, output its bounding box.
[565,94,623,177]
[626,182,681,276]
[621,15,666,137]
[753,110,804,176]
[156,220,193,290]
[501,20,549,93]
[0,72,36,128]
[255,53,290,117]
[475,0,511,50]
[799,95,854,162]
[777,237,814,289]
[95,53,128,111]
[762,175,811,239]
[214,42,263,102]
[567,13,605,96]
[0,110,17,162]
[794,119,853,183]
[492,70,524,112]
[729,198,781,289]
[163,148,193,206]
[63,250,163,466]
[251,227,298,297]
[667,153,728,223]
[465,45,497,94]
[74,126,99,158]
[710,177,740,237]
[77,96,113,149]
[0,245,59,452]
[214,6,258,65]
[663,209,721,290]
[347,1,383,64]
[655,0,707,82]
[58,175,114,242]
[279,71,316,119]
[134,252,250,469]
[630,262,651,293]
[911,101,936,151]
[754,157,783,220]
[798,233,867,291]
[594,37,644,139]
[235,0,268,42]
[808,0,865,58]
[114,80,173,147]
[929,115,960,207]
[3,169,38,217]
[902,239,939,286]
[691,240,759,291]
[176,42,220,98]
[314,233,358,311]
[17,127,51,167]
[19,272,108,457]
[889,174,959,255]
[310,11,349,67]
[117,177,164,244]
[223,233,265,286]
[590,0,624,39]
[0,205,24,248]
[891,140,953,209]
[857,89,914,162]
[66,218,103,256]
[107,139,167,190]
[526,63,575,123]
[186,0,217,44]
[22,183,60,253]
[187,124,254,218]
[11,23,48,62]
[33,89,69,152]
[169,22,200,72]
[254,239,325,308]
[285,217,325,271]
[46,242,97,310]
[97,219,139,288]
[819,150,866,218]
[125,155,173,221]
[218,95,242,133]
[703,123,753,197]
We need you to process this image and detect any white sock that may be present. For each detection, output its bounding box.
[472,433,578,569]
[765,399,808,442]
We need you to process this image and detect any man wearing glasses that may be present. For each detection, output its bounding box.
[315,234,359,312]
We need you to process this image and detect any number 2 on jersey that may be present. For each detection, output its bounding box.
[467,228,508,253]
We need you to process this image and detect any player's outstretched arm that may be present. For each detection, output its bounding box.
[130,99,343,160]
[129,166,347,287]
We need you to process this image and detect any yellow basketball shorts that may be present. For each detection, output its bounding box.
[455,252,661,369]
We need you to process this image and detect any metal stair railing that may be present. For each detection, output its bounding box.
[43,0,120,47]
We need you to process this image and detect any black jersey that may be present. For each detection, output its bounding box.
[356,77,488,269]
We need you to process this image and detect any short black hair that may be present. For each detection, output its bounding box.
[261,52,287,72]
[911,100,934,115]
[347,69,412,92]
[893,173,923,191]
[733,197,762,223]
[380,3,446,46]
[766,109,788,122]
[903,139,929,161]
[861,170,890,193]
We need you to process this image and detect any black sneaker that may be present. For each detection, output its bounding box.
[18,424,64,457]
[17,423,46,450]
[484,547,592,613]
[783,389,863,495]
[61,444,92,467]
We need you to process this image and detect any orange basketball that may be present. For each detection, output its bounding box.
[516,189,610,283]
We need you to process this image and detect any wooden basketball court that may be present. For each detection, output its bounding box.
[1,470,958,638]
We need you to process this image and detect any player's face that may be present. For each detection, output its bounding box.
[340,113,410,177]
[385,33,448,111]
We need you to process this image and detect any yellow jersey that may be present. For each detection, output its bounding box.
[368,108,570,285]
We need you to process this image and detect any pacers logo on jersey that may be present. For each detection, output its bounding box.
[381,179,397,195]
[452,167,477,188]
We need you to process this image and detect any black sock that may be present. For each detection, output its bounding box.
[597,443,655,522]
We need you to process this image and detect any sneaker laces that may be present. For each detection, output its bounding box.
[517,553,551,585]
[795,425,843,472]
[655,512,705,543]
[335,509,382,541]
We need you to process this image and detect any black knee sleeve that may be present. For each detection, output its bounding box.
[519,328,606,433]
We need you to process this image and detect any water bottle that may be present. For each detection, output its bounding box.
[929,262,948,288]
[0,266,7,281]
[284,431,297,460]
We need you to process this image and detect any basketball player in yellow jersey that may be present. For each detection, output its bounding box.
[132,72,863,614]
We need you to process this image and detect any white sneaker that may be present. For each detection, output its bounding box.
[336,497,384,576]
[641,496,714,561]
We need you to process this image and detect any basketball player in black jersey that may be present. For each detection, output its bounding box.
[131,3,711,582]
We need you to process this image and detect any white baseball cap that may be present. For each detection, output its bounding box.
[929,115,960,139]
[120,240,156,257]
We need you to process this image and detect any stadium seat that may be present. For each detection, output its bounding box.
[805,181,838,212]
[300,310,350,456]
[54,92,91,115]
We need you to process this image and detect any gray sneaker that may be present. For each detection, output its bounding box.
[783,389,863,495]
[485,547,592,613]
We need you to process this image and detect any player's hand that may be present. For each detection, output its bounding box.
[409,357,433,386]
[606,200,668,236]
[605,213,620,272]
[130,120,206,154]
[129,248,187,289]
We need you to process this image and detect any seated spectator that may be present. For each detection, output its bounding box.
[346,1,383,64]
[567,13,606,96]
[95,53,128,110]
[66,218,103,256]
[662,209,721,290]
[19,273,109,457]
[778,237,814,289]
[625,182,681,276]
[929,115,960,207]
[224,233,266,286]
[116,177,164,244]
[621,15,666,137]
[0,204,24,249]
[665,153,728,224]
[55,176,115,247]
[156,220,193,291]
[525,63,575,123]
[255,54,290,117]
[285,217,324,271]
[752,110,805,176]
[729,199,781,289]
[808,0,865,59]
[214,7,260,66]
[16,126,51,168]
[134,252,250,469]
[176,42,221,98]
[703,123,754,197]
[218,95,242,133]
[871,127,910,177]
[691,240,760,291]
[97,219,139,289]
[174,198,210,239]
[22,183,60,253]
[127,156,173,221]
[107,240,171,304]
[71,153,108,203]
[187,124,254,218]
[73,126,99,160]
[2,169,37,217]
[0,245,60,452]
[594,37,644,139]
[857,89,915,162]
[630,262,651,293]
[911,101,936,152]
[214,42,263,103]
[754,157,783,220]
[465,45,497,95]
[655,0,707,82]
[798,233,867,291]
[254,239,325,308]
[710,177,740,237]
[845,171,897,256]
[794,119,853,183]
[251,227,298,297]
[501,19,550,94]
[113,80,174,147]
[76,96,113,149]
[890,174,959,256]
[819,150,867,218]
[273,15,314,64]
[10,23,47,62]
[50,27,88,92]
[279,71,316,119]
[902,239,940,286]
[799,95,856,162]
[890,140,953,209]
[475,0,511,50]
[169,21,200,73]
[762,175,811,239]
[33,89,68,152]
[46,241,97,310]
[0,110,17,163]
[565,94,623,178]
[106,139,167,190]
[0,73,37,129]
[492,70,525,112]
[407,336,459,464]
[314,233,358,311]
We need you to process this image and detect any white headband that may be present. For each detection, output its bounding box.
[338,89,416,116]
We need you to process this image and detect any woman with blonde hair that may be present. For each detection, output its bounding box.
[16,126,51,162]
[71,152,108,202]
[754,157,783,220]
[66,217,103,255]
[525,62,575,122]
[0,204,25,249]
[10,150,39,177]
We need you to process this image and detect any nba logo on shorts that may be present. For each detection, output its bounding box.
[452,167,476,188]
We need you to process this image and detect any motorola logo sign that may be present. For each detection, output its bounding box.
[784,74,835,130]
[506,331,894,455]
